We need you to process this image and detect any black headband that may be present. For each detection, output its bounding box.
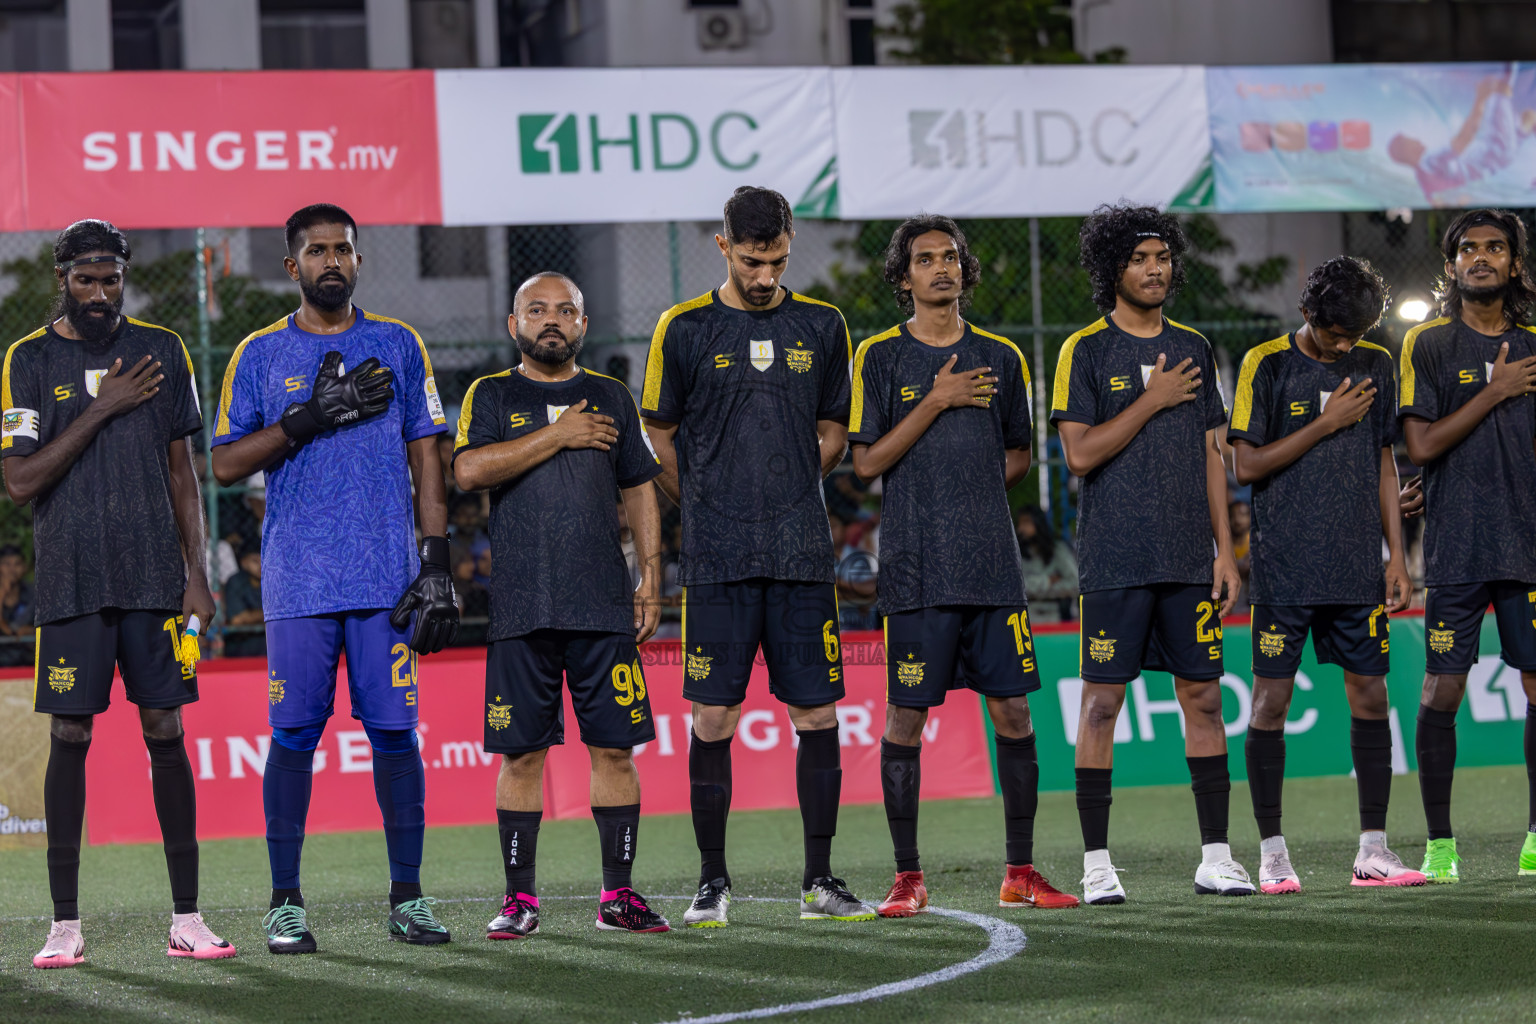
[55,255,128,271]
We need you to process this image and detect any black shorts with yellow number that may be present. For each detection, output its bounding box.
[1251,603,1390,678]
[884,605,1042,709]
[483,630,656,755]
[1424,581,1536,674]
[1079,584,1224,684]
[681,579,844,707]
[33,608,197,715]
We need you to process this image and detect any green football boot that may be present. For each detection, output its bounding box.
[1420,837,1461,884]
[1519,832,1536,876]
[389,896,452,945]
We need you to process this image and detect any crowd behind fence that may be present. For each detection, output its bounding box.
[0,207,1520,661]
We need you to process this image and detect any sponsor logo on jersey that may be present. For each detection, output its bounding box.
[1428,622,1456,654]
[1289,400,1309,416]
[284,375,307,392]
[900,385,920,401]
[1110,375,1131,391]
[1258,628,1286,657]
[48,658,76,693]
[425,375,445,421]
[54,384,76,401]
[487,695,512,731]
[85,369,108,398]
[714,353,734,369]
[785,340,813,373]
[1088,631,1116,663]
[686,646,713,681]
[749,339,774,372]
[268,673,285,705]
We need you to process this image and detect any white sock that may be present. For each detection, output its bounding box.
[1201,842,1232,865]
[1359,830,1387,849]
[1259,835,1288,857]
[1084,848,1112,872]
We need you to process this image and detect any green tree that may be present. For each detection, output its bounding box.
[0,245,62,347]
[883,0,1125,65]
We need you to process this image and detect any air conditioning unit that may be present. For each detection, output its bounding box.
[697,9,747,50]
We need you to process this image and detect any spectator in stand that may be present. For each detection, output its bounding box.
[1229,499,1253,613]
[1015,507,1078,624]
[0,544,36,665]
[222,544,266,657]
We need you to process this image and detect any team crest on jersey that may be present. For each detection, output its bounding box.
[686,647,713,681]
[1428,623,1456,654]
[749,340,774,372]
[1258,628,1286,658]
[85,369,108,398]
[1088,631,1116,663]
[785,341,813,373]
[487,696,512,731]
[547,404,570,424]
[1140,364,1154,387]
[48,659,76,693]
[268,673,285,705]
[895,656,925,688]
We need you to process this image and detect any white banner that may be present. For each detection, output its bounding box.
[830,66,1211,219]
[435,68,838,225]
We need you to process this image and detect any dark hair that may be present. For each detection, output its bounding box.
[1298,256,1389,336]
[238,543,260,562]
[1078,203,1188,314]
[0,544,23,560]
[722,186,792,246]
[1435,208,1535,327]
[54,219,130,265]
[1015,505,1057,561]
[285,203,358,256]
[882,214,981,314]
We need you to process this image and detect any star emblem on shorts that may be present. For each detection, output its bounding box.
[58,657,65,664]
[1438,621,1445,627]
[1270,624,1278,630]
[1098,630,1106,636]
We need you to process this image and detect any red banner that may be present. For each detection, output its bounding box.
[18,71,441,230]
[82,637,994,845]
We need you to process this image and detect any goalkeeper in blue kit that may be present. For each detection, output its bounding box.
[210,204,459,953]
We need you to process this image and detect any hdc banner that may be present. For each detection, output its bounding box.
[433,68,839,225]
[830,66,1211,219]
[1208,62,1536,212]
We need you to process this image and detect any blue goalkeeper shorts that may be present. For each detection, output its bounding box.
[265,609,418,730]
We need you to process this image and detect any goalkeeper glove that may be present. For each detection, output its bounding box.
[389,536,460,654]
[280,350,395,444]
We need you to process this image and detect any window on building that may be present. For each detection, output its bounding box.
[0,0,66,72]
[848,1,875,65]
[411,0,476,68]
[419,225,489,279]
[113,0,181,70]
[261,0,366,70]
[498,0,566,67]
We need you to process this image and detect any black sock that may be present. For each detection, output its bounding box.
[389,881,423,907]
[1417,704,1457,840]
[496,809,541,896]
[1187,754,1231,846]
[145,734,199,915]
[1075,767,1112,852]
[880,739,922,873]
[796,727,841,888]
[1351,717,1392,832]
[1526,702,1536,830]
[270,887,303,910]
[44,733,90,921]
[1244,726,1285,840]
[689,731,732,886]
[592,803,640,892]
[995,733,1039,866]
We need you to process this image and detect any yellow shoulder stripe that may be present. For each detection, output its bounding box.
[849,325,902,436]
[215,316,288,438]
[1051,318,1108,414]
[1399,317,1450,409]
[364,311,443,424]
[969,323,1031,389]
[1,327,48,448]
[456,369,514,449]
[1165,317,1210,342]
[793,293,854,375]
[642,291,713,412]
[1230,335,1291,433]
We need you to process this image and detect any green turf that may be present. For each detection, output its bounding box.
[4,767,1536,1023]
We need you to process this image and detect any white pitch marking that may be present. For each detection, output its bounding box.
[650,905,1026,1024]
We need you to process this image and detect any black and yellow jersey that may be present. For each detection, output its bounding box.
[848,322,1032,616]
[1050,314,1227,593]
[1399,317,1536,586]
[1228,333,1397,606]
[1,318,203,624]
[454,366,661,641]
[641,287,851,586]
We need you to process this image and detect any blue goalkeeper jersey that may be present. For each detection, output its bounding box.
[211,309,448,621]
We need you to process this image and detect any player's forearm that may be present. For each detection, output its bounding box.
[210,424,289,485]
[817,420,848,477]
[408,435,448,537]
[1205,434,1234,557]
[167,437,210,587]
[1004,448,1031,490]
[1378,446,1408,564]
[641,420,681,506]
[622,481,662,592]
[850,399,945,481]
[2,403,113,505]
[1057,394,1160,476]
[453,429,567,491]
[1402,394,1500,464]
[1231,419,1334,485]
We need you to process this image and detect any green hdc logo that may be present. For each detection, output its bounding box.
[517,112,763,174]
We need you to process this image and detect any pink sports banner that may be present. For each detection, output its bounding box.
[79,637,995,846]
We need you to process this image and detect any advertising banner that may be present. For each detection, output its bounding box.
[830,65,1211,219]
[18,71,442,230]
[0,677,50,849]
[1208,62,1536,212]
[434,68,839,225]
[77,638,994,845]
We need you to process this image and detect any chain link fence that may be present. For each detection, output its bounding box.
[0,207,1522,659]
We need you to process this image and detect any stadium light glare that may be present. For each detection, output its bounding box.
[1397,298,1431,322]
